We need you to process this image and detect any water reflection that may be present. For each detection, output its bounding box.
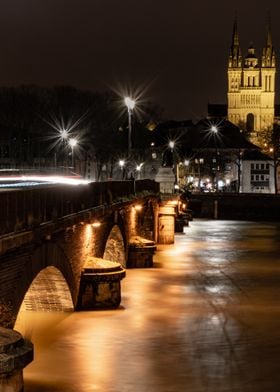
[15,220,280,391]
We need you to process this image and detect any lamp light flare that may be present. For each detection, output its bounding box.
[60,129,69,140]
[211,125,218,133]
[124,97,136,110]
[169,141,175,149]
[136,162,144,172]
[69,138,78,148]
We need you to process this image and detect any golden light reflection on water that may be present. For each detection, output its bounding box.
[206,285,225,294]
[14,220,280,391]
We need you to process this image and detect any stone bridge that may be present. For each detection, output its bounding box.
[0,180,182,330]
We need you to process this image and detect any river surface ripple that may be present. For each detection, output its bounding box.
[16,220,280,392]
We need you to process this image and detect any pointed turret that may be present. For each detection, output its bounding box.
[229,17,242,68]
[262,16,276,67]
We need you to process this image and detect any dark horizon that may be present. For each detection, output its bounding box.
[0,0,280,121]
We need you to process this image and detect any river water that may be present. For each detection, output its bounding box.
[15,220,280,392]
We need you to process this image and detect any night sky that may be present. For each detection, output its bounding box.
[1,0,280,121]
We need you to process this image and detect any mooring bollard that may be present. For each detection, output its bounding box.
[0,327,33,392]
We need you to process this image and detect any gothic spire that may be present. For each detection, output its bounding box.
[262,14,276,67]
[229,17,242,68]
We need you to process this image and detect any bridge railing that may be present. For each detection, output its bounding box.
[0,179,159,236]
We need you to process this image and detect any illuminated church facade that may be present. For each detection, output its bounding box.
[227,19,276,147]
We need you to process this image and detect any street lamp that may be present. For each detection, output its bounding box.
[169,140,175,151]
[210,125,219,191]
[119,159,125,179]
[124,97,135,156]
[54,128,70,170]
[60,128,69,140]
[136,162,144,179]
[69,138,78,168]
[211,125,218,134]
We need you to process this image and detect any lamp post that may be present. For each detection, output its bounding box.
[69,138,78,169]
[119,159,125,179]
[136,162,144,180]
[54,128,70,171]
[124,97,135,156]
[211,125,219,191]
[169,140,175,152]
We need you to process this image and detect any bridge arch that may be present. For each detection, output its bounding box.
[0,195,160,328]
[15,266,73,327]
[6,241,77,327]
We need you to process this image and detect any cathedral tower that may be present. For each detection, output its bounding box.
[227,18,276,147]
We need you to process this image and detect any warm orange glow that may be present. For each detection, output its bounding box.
[85,224,93,240]
[130,206,137,236]
[92,221,101,228]
[134,204,142,211]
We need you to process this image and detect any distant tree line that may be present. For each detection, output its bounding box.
[0,85,162,178]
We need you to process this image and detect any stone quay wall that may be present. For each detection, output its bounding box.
[188,193,280,220]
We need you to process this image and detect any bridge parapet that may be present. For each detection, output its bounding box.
[0,180,159,238]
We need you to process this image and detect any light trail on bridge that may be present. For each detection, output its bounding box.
[0,175,90,188]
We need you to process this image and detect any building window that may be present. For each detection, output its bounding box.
[251,163,254,170]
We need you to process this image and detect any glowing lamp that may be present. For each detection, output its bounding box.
[124,97,136,111]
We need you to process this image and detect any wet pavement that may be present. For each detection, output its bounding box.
[15,220,280,392]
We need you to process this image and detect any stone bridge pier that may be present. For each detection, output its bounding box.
[0,195,160,329]
[0,180,189,390]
